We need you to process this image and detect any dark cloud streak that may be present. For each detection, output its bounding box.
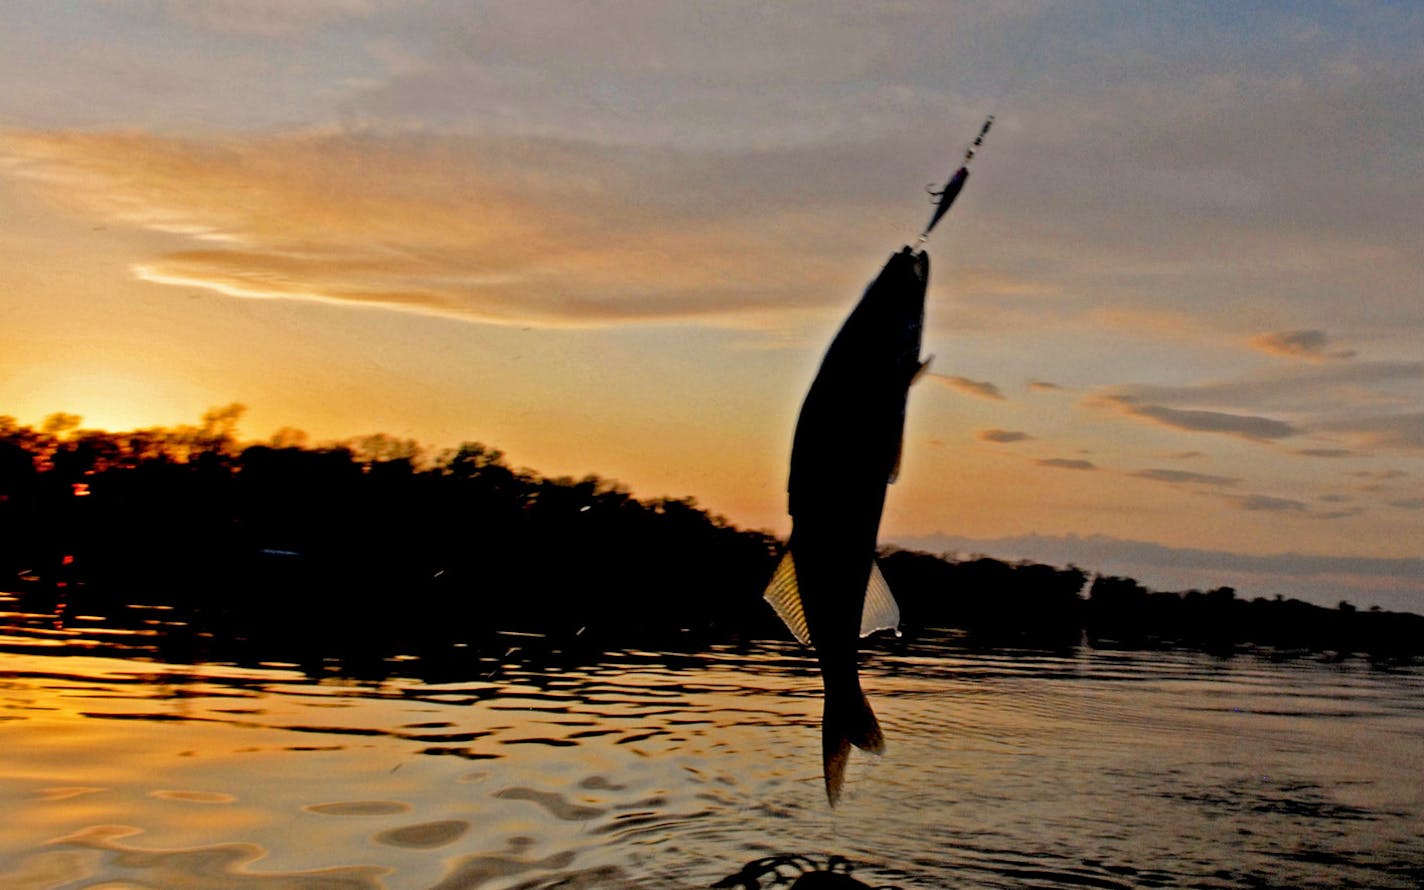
[1131,468,1240,487]
[1037,458,1097,471]
[977,428,1033,443]
[1251,329,1356,360]
[931,375,1005,402]
[1094,395,1301,441]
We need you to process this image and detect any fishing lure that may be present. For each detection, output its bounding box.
[917,114,994,244]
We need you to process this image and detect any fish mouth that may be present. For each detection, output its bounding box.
[898,247,928,283]
[910,250,927,281]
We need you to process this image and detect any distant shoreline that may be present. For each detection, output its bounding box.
[3,408,1422,670]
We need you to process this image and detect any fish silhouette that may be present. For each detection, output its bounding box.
[765,246,930,804]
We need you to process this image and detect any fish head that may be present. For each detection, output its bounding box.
[862,247,929,376]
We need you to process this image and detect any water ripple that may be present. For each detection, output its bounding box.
[493,787,607,821]
[373,820,469,849]
[2,632,1422,888]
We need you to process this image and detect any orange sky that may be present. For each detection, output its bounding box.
[2,3,1422,610]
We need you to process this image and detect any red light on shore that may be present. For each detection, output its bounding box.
[72,483,91,497]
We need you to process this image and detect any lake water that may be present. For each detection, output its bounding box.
[2,592,1422,889]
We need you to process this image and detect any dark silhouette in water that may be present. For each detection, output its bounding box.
[2,408,1422,677]
[713,854,899,889]
[763,247,930,804]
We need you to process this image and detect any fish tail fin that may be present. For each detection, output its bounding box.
[821,687,885,805]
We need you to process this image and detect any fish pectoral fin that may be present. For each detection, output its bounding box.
[859,560,901,638]
[886,358,932,486]
[765,554,900,644]
[763,552,812,646]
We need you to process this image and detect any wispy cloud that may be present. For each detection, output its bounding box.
[1211,491,1359,521]
[1037,458,1097,471]
[1311,508,1366,521]
[1107,362,1424,415]
[1088,359,1424,467]
[1250,329,1356,361]
[1225,494,1310,513]
[154,0,379,39]
[1350,469,1409,481]
[0,128,910,328]
[977,428,1033,443]
[1092,394,1302,441]
[1322,412,1424,455]
[1156,450,1204,461]
[1131,468,1240,487]
[1293,448,1353,458]
[930,375,1005,401]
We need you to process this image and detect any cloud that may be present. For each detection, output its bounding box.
[889,531,1424,613]
[1131,468,1240,487]
[1108,362,1424,415]
[1157,450,1204,461]
[1224,494,1309,513]
[931,375,1005,401]
[1322,413,1424,454]
[6,4,1422,345]
[1211,489,1366,521]
[0,128,902,328]
[1387,497,1424,510]
[148,0,378,39]
[1313,508,1366,520]
[1027,380,1063,392]
[1349,469,1409,480]
[1093,395,1302,441]
[977,428,1033,443]
[1092,360,1424,461]
[1037,458,1097,471]
[331,2,1049,152]
[1250,329,1356,361]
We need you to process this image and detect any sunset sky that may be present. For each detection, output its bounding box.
[2,2,1422,610]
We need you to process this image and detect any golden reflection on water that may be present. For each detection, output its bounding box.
[2,639,1423,888]
[0,645,822,888]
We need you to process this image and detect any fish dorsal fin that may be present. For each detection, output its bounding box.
[763,552,811,646]
[859,560,901,637]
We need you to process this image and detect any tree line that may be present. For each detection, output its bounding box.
[1,406,1420,669]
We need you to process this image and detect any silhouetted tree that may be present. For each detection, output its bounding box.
[1,408,1421,672]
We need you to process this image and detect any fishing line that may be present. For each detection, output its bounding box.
[985,7,1045,116]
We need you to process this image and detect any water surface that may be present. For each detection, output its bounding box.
[2,594,1422,888]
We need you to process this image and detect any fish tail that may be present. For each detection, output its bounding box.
[821,687,884,805]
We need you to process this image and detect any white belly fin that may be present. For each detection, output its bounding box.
[860,560,901,637]
[763,553,902,644]
[763,552,811,645]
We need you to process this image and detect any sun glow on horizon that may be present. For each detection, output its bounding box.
[5,365,194,434]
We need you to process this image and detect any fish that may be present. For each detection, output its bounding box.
[764,245,931,804]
